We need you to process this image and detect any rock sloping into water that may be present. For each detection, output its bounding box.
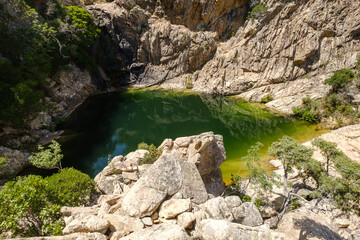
[55,132,284,240]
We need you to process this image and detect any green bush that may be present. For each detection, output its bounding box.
[325,69,355,92]
[287,200,301,212]
[0,168,95,237]
[0,175,61,236]
[0,157,6,174]
[292,97,321,123]
[248,3,268,19]
[137,142,162,165]
[254,198,265,208]
[261,94,273,103]
[241,195,252,202]
[45,168,96,207]
[185,78,193,89]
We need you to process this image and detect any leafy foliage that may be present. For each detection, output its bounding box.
[292,97,321,123]
[227,142,279,197]
[261,94,273,103]
[137,142,162,165]
[0,157,6,174]
[248,3,268,19]
[311,140,360,213]
[292,67,359,126]
[29,140,63,170]
[325,69,355,93]
[0,168,95,237]
[0,0,99,126]
[185,78,193,89]
[45,168,96,207]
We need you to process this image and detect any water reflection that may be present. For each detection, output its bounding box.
[59,89,319,179]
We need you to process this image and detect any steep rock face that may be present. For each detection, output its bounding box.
[163,0,360,91]
[89,0,360,113]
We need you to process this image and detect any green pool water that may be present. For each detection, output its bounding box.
[59,89,325,182]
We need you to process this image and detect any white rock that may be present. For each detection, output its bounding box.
[177,212,195,229]
[159,198,192,219]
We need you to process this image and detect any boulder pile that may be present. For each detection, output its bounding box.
[59,132,284,240]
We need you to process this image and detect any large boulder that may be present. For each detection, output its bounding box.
[194,219,285,240]
[160,132,226,196]
[104,214,144,235]
[18,232,107,240]
[0,146,29,182]
[277,207,342,240]
[122,154,184,217]
[232,202,263,227]
[119,222,191,240]
[201,197,234,222]
[63,215,109,235]
[159,198,191,219]
[94,150,148,194]
[177,161,208,204]
[177,212,196,229]
[61,206,99,217]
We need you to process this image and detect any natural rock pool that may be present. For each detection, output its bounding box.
[58,89,324,182]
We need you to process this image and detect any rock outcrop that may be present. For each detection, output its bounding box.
[88,0,359,114]
[159,132,226,196]
[57,132,284,240]
[194,219,285,240]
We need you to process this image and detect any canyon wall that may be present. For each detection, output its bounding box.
[90,0,360,113]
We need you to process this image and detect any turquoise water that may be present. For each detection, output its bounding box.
[59,89,324,182]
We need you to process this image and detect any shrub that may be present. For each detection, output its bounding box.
[287,200,301,212]
[241,195,252,202]
[45,168,96,207]
[325,69,355,92]
[0,175,59,236]
[0,168,95,237]
[248,3,268,19]
[254,198,265,208]
[292,97,321,123]
[0,157,6,174]
[185,78,193,89]
[261,94,273,103]
[138,142,162,165]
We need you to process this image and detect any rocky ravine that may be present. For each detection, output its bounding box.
[2,0,359,182]
[89,0,360,114]
[14,130,360,240]
[16,132,286,240]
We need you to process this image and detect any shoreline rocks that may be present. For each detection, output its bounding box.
[57,132,284,240]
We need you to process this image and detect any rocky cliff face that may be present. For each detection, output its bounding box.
[89,0,360,113]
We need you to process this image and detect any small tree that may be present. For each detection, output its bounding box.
[268,136,314,196]
[29,140,63,170]
[227,142,279,199]
[312,138,339,175]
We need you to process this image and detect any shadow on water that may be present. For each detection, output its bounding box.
[58,89,324,181]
